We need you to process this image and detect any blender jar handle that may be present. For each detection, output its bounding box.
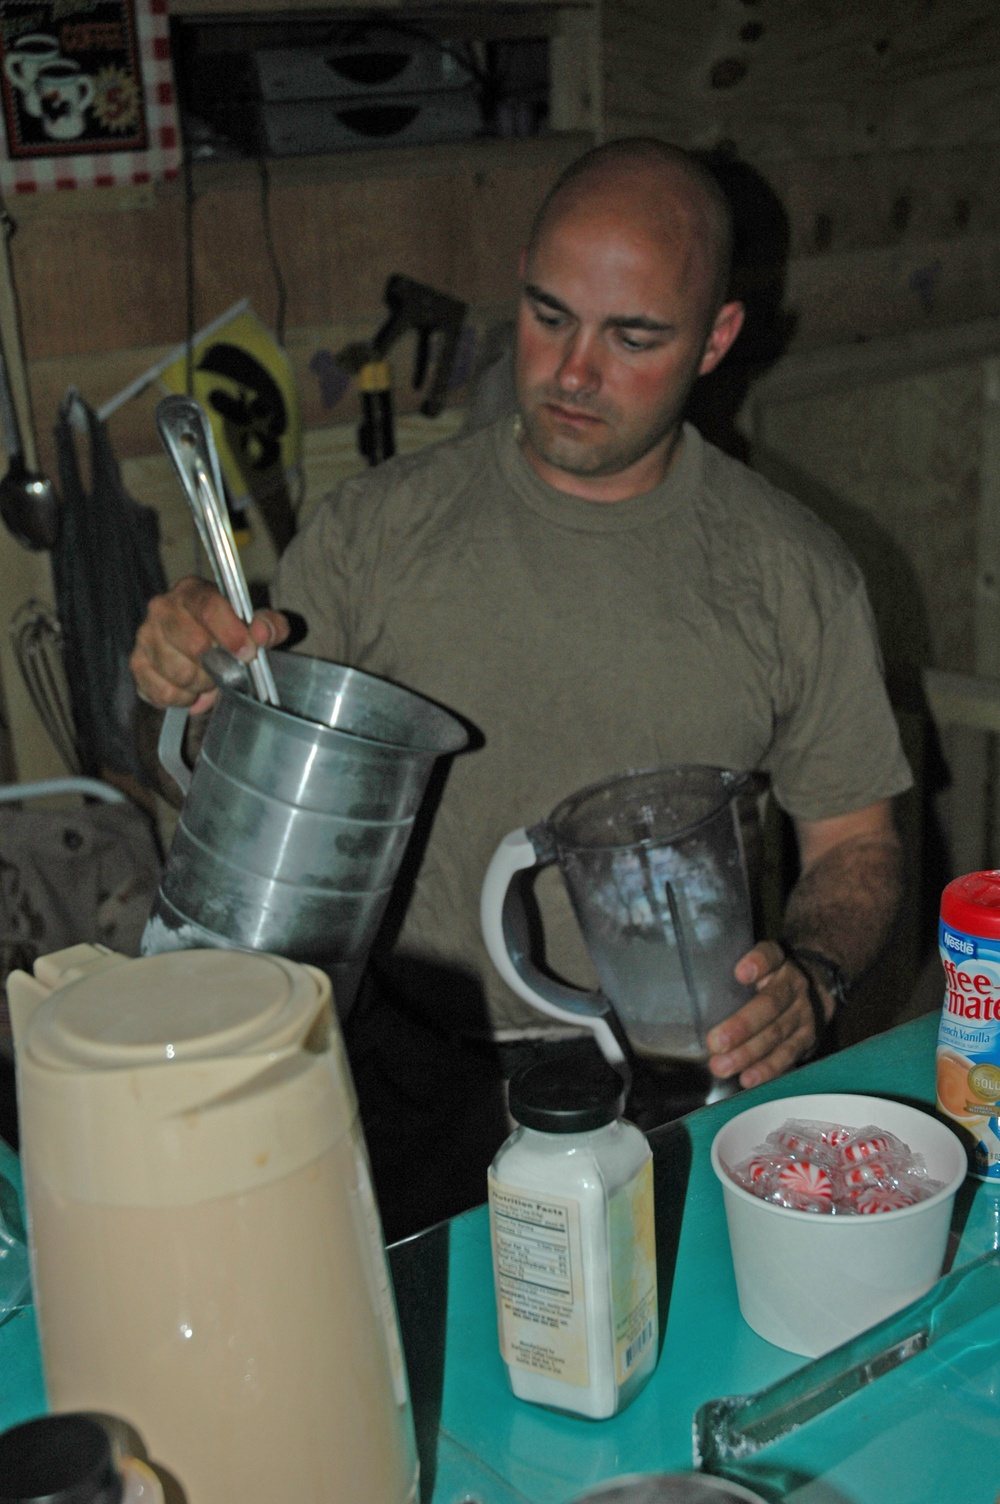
[480,826,627,1069]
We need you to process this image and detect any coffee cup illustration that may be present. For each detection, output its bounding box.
[31,59,94,140]
[4,34,61,115]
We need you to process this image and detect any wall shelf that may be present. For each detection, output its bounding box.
[167,0,591,15]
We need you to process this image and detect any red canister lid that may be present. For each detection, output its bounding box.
[940,870,1000,939]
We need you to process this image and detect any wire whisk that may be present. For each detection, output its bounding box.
[9,598,81,774]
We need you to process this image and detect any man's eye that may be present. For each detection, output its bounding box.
[533,307,564,328]
[618,331,658,352]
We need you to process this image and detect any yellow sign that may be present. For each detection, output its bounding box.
[158,308,302,514]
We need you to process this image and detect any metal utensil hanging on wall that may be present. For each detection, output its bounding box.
[9,599,81,773]
[156,395,280,707]
[0,328,59,551]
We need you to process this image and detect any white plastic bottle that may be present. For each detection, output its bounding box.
[487,1055,657,1420]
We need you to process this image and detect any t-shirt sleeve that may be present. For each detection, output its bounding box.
[764,573,913,822]
[271,478,364,663]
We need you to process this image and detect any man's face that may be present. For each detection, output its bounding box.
[514,196,742,501]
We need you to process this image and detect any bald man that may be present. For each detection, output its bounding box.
[132,140,910,1236]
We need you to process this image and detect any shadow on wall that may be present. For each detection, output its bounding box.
[687,147,950,1032]
[686,146,798,460]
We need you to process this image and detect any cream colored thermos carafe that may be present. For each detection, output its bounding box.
[9,944,419,1504]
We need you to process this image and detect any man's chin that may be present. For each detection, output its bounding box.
[521,419,618,478]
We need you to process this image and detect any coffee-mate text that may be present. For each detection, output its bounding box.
[941,954,1000,1021]
[937,904,1000,1182]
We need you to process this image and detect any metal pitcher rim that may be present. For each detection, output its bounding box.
[204,646,469,756]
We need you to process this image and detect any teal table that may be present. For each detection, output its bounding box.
[390,1014,1000,1504]
[5,1014,1000,1503]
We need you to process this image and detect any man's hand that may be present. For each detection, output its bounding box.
[130,576,290,715]
[705,797,902,1090]
[705,941,829,1090]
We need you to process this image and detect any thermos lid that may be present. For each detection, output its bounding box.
[941,871,1000,939]
[508,1054,627,1133]
[0,1414,122,1504]
[12,947,349,1207]
[25,949,325,1071]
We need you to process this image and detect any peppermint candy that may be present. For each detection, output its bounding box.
[727,1117,946,1215]
[841,1131,893,1165]
[841,1161,891,1189]
[777,1160,833,1201]
[854,1185,917,1214]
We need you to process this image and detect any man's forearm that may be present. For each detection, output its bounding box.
[780,830,904,985]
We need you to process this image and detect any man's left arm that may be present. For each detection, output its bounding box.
[705,798,903,1088]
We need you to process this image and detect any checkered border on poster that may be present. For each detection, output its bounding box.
[0,0,180,193]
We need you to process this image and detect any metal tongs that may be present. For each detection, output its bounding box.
[156,394,280,707]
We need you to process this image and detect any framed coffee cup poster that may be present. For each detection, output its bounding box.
[0,0,180,191]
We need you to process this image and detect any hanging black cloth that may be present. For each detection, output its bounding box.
[50,392,168,779]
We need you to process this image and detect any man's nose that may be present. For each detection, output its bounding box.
[555,331,600,394]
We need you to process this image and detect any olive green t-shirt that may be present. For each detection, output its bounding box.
[275,418,912,1036]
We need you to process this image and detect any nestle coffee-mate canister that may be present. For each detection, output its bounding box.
[937,871,1000,1180]
[7,944,418,1504]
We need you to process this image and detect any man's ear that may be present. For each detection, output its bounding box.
[698,300,745,376]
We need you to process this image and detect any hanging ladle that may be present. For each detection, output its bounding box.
[156,393,280,707]
[0,328,59,550]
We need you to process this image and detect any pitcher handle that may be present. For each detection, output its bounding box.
[480,826,627,1069]
[158,706,192,795]
[158,650,250,796]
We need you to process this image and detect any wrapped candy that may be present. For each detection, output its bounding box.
[728,1116,946,1214]
[776,1159,834,1212]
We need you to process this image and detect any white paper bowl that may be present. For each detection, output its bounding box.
[710,1092,967,1357]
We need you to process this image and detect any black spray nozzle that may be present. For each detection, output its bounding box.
[370,274,468,417]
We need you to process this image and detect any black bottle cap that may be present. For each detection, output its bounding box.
[0,1414,123,1504]
[508,1054,627,1133]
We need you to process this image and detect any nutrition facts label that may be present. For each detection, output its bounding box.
[489,1182,589,1385]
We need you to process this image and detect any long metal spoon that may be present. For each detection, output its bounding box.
[156,394,280,706]
[0,328,58,550]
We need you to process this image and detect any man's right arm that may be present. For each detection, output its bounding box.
[130,576,290,711]
[130,576,290,799]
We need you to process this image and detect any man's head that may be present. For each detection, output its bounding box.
[514,138,745,501]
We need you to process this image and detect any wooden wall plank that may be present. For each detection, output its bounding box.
[761,145,1000,261]
[21,200,1000,483]
[924,668,1000,736]
[979,359,1000,679]
[7,136,586,362]
[603,0,1000,161]
[751,364,983,679]
[5,134,586,483]
[549,1,604,134]
[748,315,1000,408]
[12,190,186,360]
[783,232,1000,348]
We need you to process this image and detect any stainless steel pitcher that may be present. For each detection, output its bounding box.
[142,648,467,1012]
